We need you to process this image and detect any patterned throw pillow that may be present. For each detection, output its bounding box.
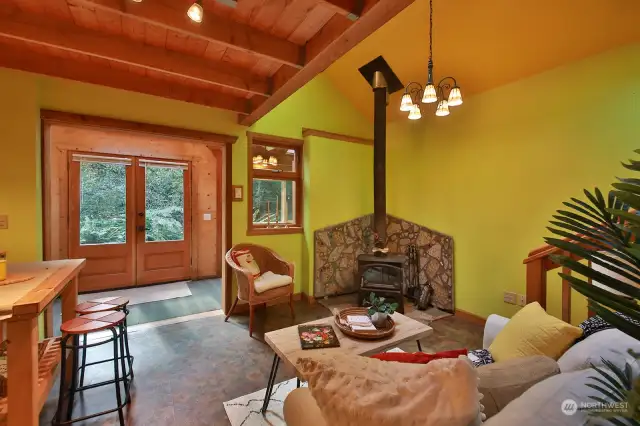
[467,349,494,367]
[231,249,261,278]
[577,312,640,342]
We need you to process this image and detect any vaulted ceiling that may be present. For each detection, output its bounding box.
[324,0,640,120]
[0,0,414,125]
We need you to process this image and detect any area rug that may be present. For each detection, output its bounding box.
[78,281,192,306]
[223,348,404,426]
[224,378,306,426]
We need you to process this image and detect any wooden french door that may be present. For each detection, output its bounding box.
[69,153,192,292]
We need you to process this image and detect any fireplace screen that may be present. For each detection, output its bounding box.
[360,264,403,290]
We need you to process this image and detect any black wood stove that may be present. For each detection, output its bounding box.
[357,254,405,313]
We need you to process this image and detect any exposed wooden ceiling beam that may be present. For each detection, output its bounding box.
[71,0,304,69]
[0,9,271,97]
[0,43,249,114]
[239,0,415,126]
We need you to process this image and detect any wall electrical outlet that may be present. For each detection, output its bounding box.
[0,215,7,229]
[517,294,527,306]
[503,291,517,305]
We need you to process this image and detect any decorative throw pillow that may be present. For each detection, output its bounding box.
[231,249,261,278]
[297,353,483,426]
[468,349,494,367]
[371,348,468,364]
[576,315,612,341]
[488,302,583,362]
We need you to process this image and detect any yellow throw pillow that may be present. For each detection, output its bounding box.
[489,302,583,362]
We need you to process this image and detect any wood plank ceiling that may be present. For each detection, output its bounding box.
[0,0,414,125]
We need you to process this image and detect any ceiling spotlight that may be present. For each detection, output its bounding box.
[187,0,204,23]
[130,0,143,3]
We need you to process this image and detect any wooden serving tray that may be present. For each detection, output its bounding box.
[334,307,396,340]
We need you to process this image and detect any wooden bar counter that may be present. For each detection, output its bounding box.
[0,259,85,426]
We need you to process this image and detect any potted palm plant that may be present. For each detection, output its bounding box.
[546,149,640,423]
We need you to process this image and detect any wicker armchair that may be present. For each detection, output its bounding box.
[225,243,295,337]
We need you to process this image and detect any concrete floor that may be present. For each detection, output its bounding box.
[39,300,484,425]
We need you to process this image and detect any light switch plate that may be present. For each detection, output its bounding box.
[203,213,212,221]
[0,215,7,229]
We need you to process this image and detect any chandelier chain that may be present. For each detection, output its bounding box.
[429,0,433,61]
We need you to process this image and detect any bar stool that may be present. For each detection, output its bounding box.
[53,311,130,426]
[75,297,134,386]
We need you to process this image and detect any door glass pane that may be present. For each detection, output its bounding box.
[252,179,295,225]
[145,165,185,242]
[79,162,127,245]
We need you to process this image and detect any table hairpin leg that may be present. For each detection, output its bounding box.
[296,378,301,388]
[417,340,423,352]
[261,353,280,414]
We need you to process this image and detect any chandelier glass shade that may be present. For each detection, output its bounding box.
[400,0,462,119]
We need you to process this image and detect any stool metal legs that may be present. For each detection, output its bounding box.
[53,325,130,426]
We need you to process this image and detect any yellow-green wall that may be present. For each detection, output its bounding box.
[0,67,373,297]
[387,43,640,322]
[302,136,373,293]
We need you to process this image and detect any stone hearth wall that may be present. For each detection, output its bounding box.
[314,214,454,311]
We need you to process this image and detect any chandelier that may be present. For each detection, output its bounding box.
[399,0,462,120]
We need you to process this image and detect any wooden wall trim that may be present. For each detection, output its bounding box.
[302,128,373,145]
[246,131,304,147]
[454,309,487,326]
[41,110,238,145]
[224,144,233,314]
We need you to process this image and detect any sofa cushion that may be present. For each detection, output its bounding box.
[488,302,583,362]
[484,368,615,426]
[231,249,261,278]
[477,355,560,419]
[297,353,483,426]
[253,271,292,293]
[558,327,640,373]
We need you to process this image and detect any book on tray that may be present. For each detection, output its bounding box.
[298,324,340,350]
[346,315,377,331]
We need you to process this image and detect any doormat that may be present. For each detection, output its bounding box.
[78,281,192,306]
[405,306,453,323]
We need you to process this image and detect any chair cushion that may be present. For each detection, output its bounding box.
[488,302,583,362]
[231,249,261,278]
[254,271,292,293]
[283,388,327,426]
[297,353,483,426]
[477,355,560,419]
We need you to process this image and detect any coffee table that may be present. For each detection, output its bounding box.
[261,312,433,413]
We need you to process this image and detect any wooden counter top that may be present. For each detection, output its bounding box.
[0,259,85,318]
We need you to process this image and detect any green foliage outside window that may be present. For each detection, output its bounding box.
[79,162,185,245]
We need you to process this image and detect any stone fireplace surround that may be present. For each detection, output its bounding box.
[314,214,454,312]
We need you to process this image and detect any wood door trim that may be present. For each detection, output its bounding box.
[41,110,238,146]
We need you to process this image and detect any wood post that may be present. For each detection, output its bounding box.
[6,317,39,426]
[526,258,547,310]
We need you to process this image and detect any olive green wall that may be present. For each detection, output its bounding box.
[302,136,373,295]
[387,43,640,322]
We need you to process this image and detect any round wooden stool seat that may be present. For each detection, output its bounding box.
[75,296,129,315]
[61,311,126,334]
